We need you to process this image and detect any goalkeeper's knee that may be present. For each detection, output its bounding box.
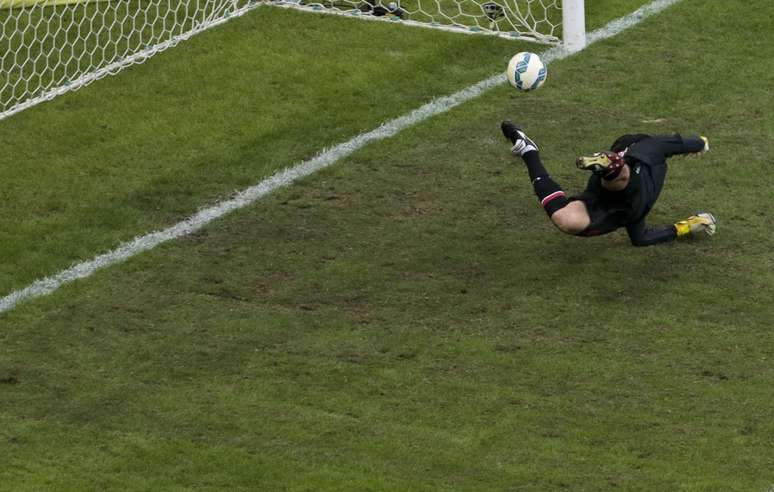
[675,212,717,239]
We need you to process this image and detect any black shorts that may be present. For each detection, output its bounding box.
[571,160,667,237]
[570,195,628,236]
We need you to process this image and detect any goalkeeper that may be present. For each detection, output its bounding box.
[500,121,716,246]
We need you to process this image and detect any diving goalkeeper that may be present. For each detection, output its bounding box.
[500,121,716,246]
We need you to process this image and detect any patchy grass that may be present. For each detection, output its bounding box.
[2,0,774,490]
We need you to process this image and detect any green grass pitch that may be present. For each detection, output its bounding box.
[2,0,774,489]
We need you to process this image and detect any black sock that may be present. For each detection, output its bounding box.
[521,151,568,217]
[522,150,549,182]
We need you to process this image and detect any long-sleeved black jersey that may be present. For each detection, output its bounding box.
[571,133,706,242]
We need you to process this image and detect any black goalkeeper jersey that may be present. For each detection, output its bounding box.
[571,133,706,235]
[576,162,646,226]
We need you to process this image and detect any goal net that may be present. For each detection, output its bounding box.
[0,0,260,121]
[271,0,562,43]
[0,0,582,122]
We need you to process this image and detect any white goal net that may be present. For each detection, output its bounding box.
[0,0,260,121]
[0,0,581,122]
[271,0,562,42]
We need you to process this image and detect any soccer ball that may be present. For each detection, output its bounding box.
[506,52,547,91]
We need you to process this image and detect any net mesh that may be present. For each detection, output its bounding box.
[269,0,561,42]
[0,0,259,121]
[0,0,561,121]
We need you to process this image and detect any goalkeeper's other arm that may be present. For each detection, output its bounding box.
[626,212,717,246]
[663,134,708,157]
[621,133,708,165]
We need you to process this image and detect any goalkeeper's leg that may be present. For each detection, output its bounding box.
[501,120,590,234]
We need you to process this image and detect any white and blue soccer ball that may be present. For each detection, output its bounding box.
[506,52,547,91]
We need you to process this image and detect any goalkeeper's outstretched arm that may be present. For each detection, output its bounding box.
[626,213,718,247]
[625,219,677,247]
[655,134,709,157]
[624,134,709,165]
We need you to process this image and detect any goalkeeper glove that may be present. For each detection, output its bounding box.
[675,212,717,238]
[700,136,709,153]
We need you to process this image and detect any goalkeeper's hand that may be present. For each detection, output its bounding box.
[700,136,709,153]
[684,136,709,159]
[675,212,717,238]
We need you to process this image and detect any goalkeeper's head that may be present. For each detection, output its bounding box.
[575,132,651,180]
[575,150,626,180]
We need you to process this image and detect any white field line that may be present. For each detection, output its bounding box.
[0,0,683,315]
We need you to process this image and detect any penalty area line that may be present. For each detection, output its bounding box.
[0,0,683,315]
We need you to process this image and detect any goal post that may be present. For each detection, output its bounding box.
[562,0,586,52]
[0,0,585,122]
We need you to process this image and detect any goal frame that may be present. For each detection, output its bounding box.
[0,0,586,123]
[268,0,586,47]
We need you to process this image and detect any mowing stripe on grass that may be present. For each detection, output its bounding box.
[0,0,683,315]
